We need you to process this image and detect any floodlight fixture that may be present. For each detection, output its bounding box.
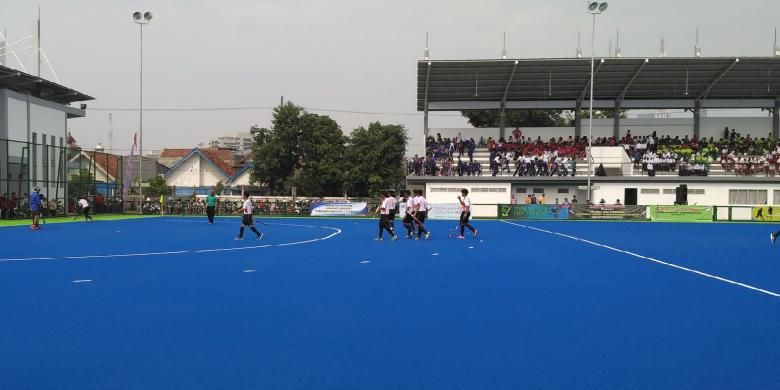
[588,2,599,11]
[144,12,153,21]
[133,12,142,21]
[599,2,608,12]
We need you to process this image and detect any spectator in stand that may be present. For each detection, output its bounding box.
[9,192,18,218]
[95,192,105,213]
[572,195,578,205]
[0,193,7,219]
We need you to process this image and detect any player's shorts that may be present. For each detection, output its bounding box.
[460,211,471,224]
[389,211,396,221]
[242,214,253,226]
[403,214,414,224]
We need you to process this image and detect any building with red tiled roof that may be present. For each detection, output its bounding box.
[163,148,247,188]
[69,151,122,182]
[158,148,193,168]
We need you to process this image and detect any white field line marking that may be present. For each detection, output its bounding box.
[360,261,371,264]
[63,250,190,260]
[72,279,92,283]
[500,220,780,298]
[243,269,257,273]
[0,257,56,263]
[0,225,342,263]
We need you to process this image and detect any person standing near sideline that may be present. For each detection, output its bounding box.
[29,188,42,230]
[375,191,398,241]
[78,196,93,221]
[413,189,431,240]
[402,190,416,238]
[236,193,262,240]
[387,190,398,233]
[456,189,478,239]
[206,190,218,224]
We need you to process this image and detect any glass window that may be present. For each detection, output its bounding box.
[729,189,768,205]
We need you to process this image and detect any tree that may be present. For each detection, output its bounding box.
[144,175,171,197]
[68,169,95,198]
[461,110,568,128]
[250,103,306,195]
[345,122,408,197]
[293,114,347,196]
[250,101,347,196]
[215,181,225,195]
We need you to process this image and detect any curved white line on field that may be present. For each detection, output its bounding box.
[0,224,342,263]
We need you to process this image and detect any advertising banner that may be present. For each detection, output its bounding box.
[569,205,648,220]
[499,204,570,220]
[752,206,780,222]
[400,203,462,220]
[649,205,713,222]
[310,201,368,216]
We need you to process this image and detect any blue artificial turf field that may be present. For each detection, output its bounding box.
[1,216,779,389]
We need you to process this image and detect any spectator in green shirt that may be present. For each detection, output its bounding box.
[206,190,218,224]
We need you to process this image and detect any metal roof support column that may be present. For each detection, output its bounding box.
[574,103,582,138]
[424,105,429,138]
[499,102,506,139]
[500,61,519,141]
[423,62,432,138]
[693,100,701,139]
[774,99,780,140]
[613,101,620,140]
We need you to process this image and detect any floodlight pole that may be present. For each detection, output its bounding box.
[133,12,151,213]
[587,5,605,204]
[587,13,595,203]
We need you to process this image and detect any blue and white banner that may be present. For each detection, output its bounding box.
[310,201,368,216]
[400,203,462,220]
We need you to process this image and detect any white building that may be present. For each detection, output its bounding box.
[163,148,236,188]
[0,64,91,202]
[208,132,253,154]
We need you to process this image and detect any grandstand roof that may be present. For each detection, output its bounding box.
[0,64,93,105]
[417,57,780,111]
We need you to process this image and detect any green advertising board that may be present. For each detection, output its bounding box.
[498,204,569,220]
[649,205,713,222]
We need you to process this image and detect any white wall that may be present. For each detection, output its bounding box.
[30,104,66,139]
[593,182,780,206]
[165,154,230,187]
[701,117,772,139]
[509,184,582,204]
[408,126,425,157]
[425,182,510,217]
[7,97,27,142]
[229,169,252,186]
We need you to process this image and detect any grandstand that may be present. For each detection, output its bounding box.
[412,57,780,211]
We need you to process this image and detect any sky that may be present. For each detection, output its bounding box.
[2,0,780,153]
